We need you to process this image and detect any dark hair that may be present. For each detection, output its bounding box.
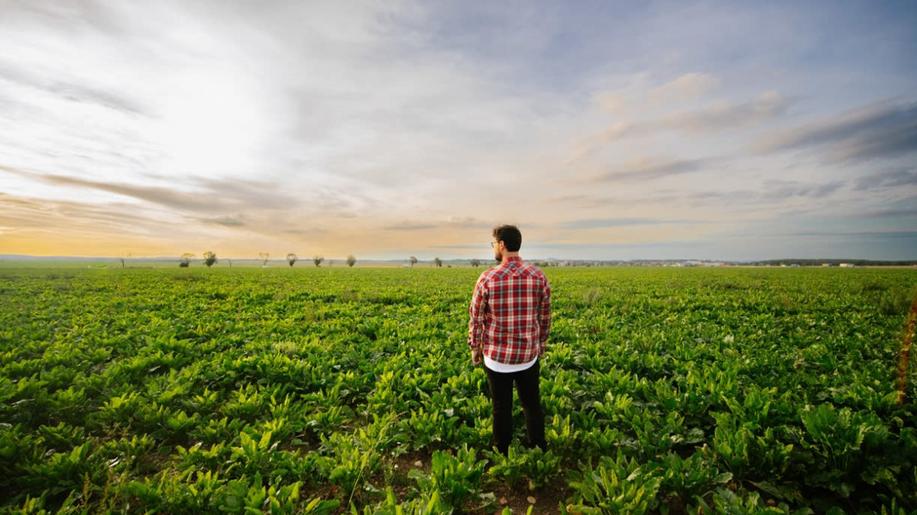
[493,224,522,252]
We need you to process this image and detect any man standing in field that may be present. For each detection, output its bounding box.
[468,225,550,456]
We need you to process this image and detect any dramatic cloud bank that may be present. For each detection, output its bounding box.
[1,1,915,260]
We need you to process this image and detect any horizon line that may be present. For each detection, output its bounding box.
[1,253,915,264]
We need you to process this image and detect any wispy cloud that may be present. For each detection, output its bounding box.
[758,180,844,200]
[662,92,791,132]
[861,195,917,219]
[853,167,917,191]
[572,91,791,162]
[382,216,491,232]
[595,72,721,114]
[559,217,708,229]
[757,100,917,162]
[194,215,245,227]
[594,157,712,182]
[549,177,846,215]
[0,164,297,212]
[0,63,147,115]
[647,73,720,105]
[383,222,438,231]
[787,230,917,239]
[0,192,162,231]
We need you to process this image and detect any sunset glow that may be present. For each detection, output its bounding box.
[1,2,915,260]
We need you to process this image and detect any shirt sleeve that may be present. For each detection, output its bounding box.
[538,275,551,349]
[468,274,488,349]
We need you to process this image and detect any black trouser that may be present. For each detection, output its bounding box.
[484,359,547,455]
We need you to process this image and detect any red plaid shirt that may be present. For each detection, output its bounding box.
[468,255,551,365]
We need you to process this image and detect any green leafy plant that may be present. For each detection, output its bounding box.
[566,451,662,514]
[408,445,485,509]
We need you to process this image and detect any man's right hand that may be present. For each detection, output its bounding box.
[471,348,483,366]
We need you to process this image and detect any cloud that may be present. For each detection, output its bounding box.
[382,216,490,232]
[0,63,146,115]
[647,73,720,104]
[0,164,298,212]
[428,243,484,250]
[527,240,709,250]
[383,222,438,231]
[861,195,917,218]
[662,91,790,132]
[865,208,917,218]
[444,216,490,228]
[594,157,711,182]
[546,177,847,221]
[572,91,791,161]
[787,230,917,239]
[559,217,708,229]
[597,72,720,114]
[195,215,245,227]
[757,99,917,162]
[676,179,845,203]
[547,192,686,209]
[0,191,178,241]
[281,227,327,236]
[758,179,844,199]
[853,167,917,191]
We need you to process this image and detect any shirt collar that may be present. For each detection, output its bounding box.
[503,255,523,264]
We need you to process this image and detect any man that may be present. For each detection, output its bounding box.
[468,224,550,456]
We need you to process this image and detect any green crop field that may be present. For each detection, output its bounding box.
[1,266,916,514]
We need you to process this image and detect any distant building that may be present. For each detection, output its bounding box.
[839,263,855,268]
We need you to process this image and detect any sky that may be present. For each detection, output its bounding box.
[0,0,915,261]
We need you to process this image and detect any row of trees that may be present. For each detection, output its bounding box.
[410,256,446,267]
[179,252,357,268]
[180,252,218,268]
[178,253,480,268]
[284,253,356,267]
[408,257,483,267]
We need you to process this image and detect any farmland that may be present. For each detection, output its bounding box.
[1,266,916,513]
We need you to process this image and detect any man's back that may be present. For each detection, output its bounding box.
[468,256,551,365]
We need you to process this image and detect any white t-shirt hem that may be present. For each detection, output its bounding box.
[484,354,537,373]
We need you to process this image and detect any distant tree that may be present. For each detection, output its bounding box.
[409,256,418,268]
[346,255,356,267]
[180,253,194,268]
[259,252,270,267]
[203,251,217,268]
[287,253,297,267]
[313,255,324,267]
[227,259,232,269]
[433,257,442,268]
[470,259,481,267]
